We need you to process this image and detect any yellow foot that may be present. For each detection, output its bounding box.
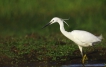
[82,54,88,64]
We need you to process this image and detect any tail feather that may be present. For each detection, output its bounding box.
[98,34,103,40]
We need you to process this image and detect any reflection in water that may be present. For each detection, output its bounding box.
[61,64,105,67]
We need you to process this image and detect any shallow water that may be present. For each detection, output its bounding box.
[61,60,106,67]
[1,60,106,67]
[61,64,105,67]
[1,64,106,67]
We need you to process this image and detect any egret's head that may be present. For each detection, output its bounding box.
[42,17,69,28]
[49,17,61,24]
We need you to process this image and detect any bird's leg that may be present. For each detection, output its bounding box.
[78,46,88,64]
[84,54,88,60]
[82,54,88,64]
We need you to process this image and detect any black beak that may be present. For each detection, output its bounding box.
[42,22,51,29]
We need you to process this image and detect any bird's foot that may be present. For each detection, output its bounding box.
[82,54,88,64]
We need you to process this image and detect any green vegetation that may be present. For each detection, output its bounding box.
[0,0,106,66]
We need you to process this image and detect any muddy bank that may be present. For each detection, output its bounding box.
[0,47,106,67]
[0,33,106,67]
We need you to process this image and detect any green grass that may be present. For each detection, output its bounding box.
[0,33,77,65]
[0,0,106,35]
[0,33,106,65]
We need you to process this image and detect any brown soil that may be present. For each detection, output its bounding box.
[0,47,106,67]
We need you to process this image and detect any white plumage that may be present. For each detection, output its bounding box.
[69,30,101,47]
[67,30,102,56]
[42,17,102,62]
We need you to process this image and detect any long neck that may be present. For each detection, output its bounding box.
[58,21,73,41]
[58,21,68,35]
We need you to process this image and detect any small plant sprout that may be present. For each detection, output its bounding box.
[42,17,103,64]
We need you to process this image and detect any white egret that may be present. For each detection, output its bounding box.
[42,17,103,64]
